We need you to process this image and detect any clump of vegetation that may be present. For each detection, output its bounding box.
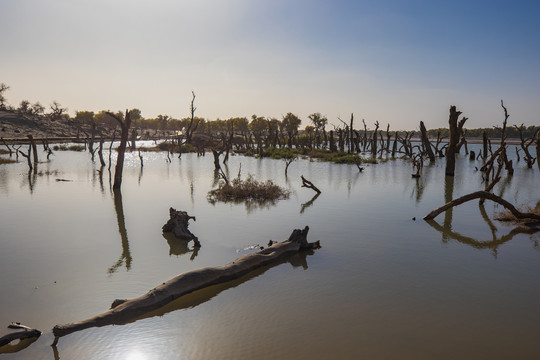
[263,147,297,160]
[259,146,379,165]
[156,142,197,153]
[53,144,85,151]
[207,174,290,205]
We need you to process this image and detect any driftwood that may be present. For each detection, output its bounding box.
[52,226,320,344]
[0,323,41,347]
[301,175,321,194]
[424,190,540,221]
[162,208,200,247]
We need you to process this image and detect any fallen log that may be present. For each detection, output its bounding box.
[52,226,320,344]
[424,190,540,221]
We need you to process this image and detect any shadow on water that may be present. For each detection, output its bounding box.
[162,232,199,261]
[107,189,133,275]
[0,336,39,355]
[300,192,320,214]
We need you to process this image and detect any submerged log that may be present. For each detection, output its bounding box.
[424,190,540,221]
[52,226,320,343]
[162,208,200,247]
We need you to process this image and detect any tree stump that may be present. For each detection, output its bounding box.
[162,208,200,247]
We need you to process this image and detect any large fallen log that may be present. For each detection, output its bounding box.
[52,226,320,344]
[424,190,540,221]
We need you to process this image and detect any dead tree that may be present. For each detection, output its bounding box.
[514,124,538,168]
[423,190,540,221]
[185,91,199,144]
[106,110,132,190]
[27,135,38,166]
[97,137,106,167]
[162,208,200,247]
[301,175,321,194]
[284,155,297,176]
[445,106,468,176]
[52,227,320,344]
[482,131,489,160]
[0,138,12,157]
[419,121,435,162]
[371,121,379,158]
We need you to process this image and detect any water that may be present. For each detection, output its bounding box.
[1,143,539,359]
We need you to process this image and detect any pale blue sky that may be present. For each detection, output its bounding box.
[1,0,539,129]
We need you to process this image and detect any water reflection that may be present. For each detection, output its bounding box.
[162,232,199,260]
[107,189,133,275]
[0,336,39,355]
[426,218,540,257]
[442,175,455,236]
[300,192,320,214]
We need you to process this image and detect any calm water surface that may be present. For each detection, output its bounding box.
[1,144,539,359]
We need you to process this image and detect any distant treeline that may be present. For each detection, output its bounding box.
[426,126,539,139]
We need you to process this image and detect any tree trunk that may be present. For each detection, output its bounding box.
[445,106,468,176]
[419,121,435,162]
[107,110,132,190]
[27,135,38,166]
[482,131,488,160]
[52,227,320,343]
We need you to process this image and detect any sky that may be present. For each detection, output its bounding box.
[1,0,539,130]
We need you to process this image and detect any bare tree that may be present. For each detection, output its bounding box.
[445,106,468,176]
[185,91,199,144]
[106,110,132,190]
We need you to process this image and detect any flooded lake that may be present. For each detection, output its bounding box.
[1,143,539,359]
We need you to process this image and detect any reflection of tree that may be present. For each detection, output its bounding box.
[162,232,199,261]
[300,192,320,214]
[107,189,133,274]
[425,217,540,258]
[0,336,39,355]
[443,175,455,237]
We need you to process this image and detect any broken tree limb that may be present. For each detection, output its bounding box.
[301,175,321,194]
[52,226,320,343]
[423,191,540,221]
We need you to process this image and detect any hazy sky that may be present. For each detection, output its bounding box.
[2,0,539,129]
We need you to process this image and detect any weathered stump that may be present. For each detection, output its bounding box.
[162,208,200,247]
